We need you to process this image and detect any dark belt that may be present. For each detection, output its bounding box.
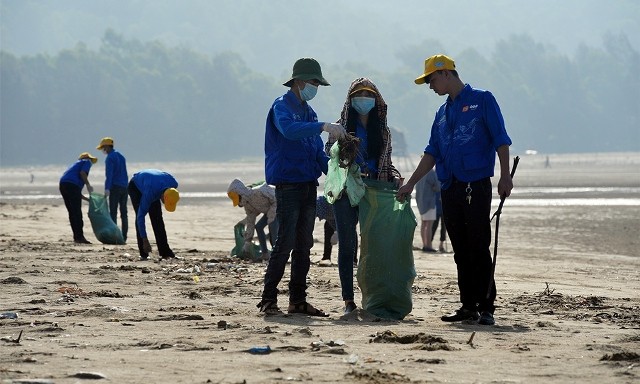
[451,177,490,185]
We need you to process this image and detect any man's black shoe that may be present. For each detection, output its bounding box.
[441,308,480,322]
[478,311,495,325]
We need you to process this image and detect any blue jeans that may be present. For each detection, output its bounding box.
[255,214,278,254]
[333,194,359,301]
[442,177,494,313]
[108,185,128,241]
[261,182,317,305]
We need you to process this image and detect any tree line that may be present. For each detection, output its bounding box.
[1,30,638,166]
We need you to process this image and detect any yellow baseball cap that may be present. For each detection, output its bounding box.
[163,188,180,212]
[415,54,456,84]
[96,137,114,150]
[227,191,240,207]
[78,152,98,164]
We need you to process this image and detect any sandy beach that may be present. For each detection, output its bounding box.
[1,152,639,384]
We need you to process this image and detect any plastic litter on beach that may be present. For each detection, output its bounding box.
[247,346,271,354]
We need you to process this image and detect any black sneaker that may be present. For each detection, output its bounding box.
[478,311,495,325]
[74,238,91,244]
[344,301,357,315]
[441,307,480,322]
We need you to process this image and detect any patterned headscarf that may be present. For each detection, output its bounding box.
[325,77,400,182]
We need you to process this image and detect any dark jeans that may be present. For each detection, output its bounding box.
[128,180,174,258]
[321,218,357,262]
[109,185,128,241]
[333,193,359,301]
[442,177,495,313]
[255,214,278,254]
[431,213,447,242]
[59,182,85,241]
[322,220,335,259]
[261,182,316,305]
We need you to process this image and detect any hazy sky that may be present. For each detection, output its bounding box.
[2,0,638,77]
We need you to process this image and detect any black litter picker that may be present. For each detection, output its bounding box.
[487,156,520,299]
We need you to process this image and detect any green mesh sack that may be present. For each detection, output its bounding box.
[356,179,417,319]
[324,141,365,206]
[230,222,261,261]
[88,192,125,245]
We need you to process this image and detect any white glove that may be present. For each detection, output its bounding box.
[105,189,110,197]
[322,123,346,139]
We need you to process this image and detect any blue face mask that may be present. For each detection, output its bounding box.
[351,97,375,115]
[299,82,318,101]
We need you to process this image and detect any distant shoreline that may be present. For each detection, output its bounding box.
[1,153,639,199]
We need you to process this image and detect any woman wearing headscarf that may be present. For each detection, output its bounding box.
[325,77,401,314]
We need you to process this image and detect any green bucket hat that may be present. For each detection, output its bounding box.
[283,58,330,87]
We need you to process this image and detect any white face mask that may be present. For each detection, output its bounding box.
[299,82,318,101]
[351,97,375,115]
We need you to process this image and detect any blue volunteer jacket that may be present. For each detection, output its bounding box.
[105,150,128,190]
[425,84,512,190]
[131,169,178,238]
[60,159,93,188]
[264,90,329,185]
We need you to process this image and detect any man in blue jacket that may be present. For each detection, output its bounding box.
[59,152,97,244]
[397,54,513,326]
[127,169,180,261]
[97,137,129,242]
[257,57,346,317]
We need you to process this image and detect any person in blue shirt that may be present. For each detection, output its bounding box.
[257,57,346,317]
[59,152,97,244]
[415,168,441,253]
[127,169,180,261]
[397,54,513,326]
[97,137,129,242]
[431,190,448,252]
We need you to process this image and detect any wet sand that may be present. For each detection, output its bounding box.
[0,153,639,383]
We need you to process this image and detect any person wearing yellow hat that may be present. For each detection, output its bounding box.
[127,169,180,260]
[227,179,278,261]
[397,54,513,326]
[257,58,345,317]
[59,152,97,244]
[97,137,129,242]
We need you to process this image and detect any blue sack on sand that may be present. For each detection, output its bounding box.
[88,193,125,245]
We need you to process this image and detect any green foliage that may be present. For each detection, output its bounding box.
[1,30,638,166]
